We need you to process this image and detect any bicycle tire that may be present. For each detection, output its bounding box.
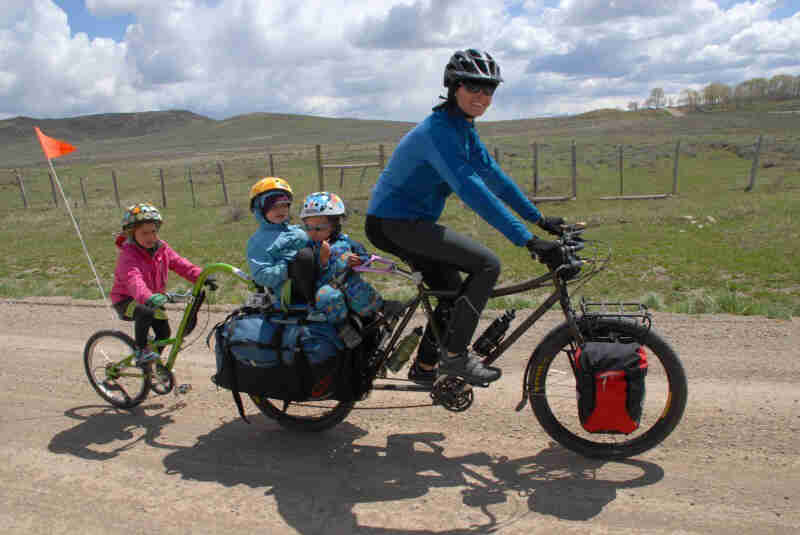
[248,395,355,432]
[528,318,687,459]
[84,330,151,409]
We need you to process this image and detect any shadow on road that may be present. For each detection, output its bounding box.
[49,405,664,533]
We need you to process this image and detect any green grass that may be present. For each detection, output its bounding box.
[1,106,798,318]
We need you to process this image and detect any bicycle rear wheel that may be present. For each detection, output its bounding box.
[528,318,687,459]
[248,395,355,432]
[84,330,151,409]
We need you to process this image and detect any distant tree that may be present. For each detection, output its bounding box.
[627,101,639,111]
[646,87,666,108]
[703,82,731,106]
[768,74,795,99]
[680,88,700,108]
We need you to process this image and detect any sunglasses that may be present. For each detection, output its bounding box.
[303,223,332,232]
[462,82,497,96]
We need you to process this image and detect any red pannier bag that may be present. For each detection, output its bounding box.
[575,341,648,434]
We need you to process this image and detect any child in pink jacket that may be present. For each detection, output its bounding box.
[110,203,203,365]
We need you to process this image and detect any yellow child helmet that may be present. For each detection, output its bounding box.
[249,177,293,210]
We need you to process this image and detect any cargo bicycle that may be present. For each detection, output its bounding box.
[246,224,688,459]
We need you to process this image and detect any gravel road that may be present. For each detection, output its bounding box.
[1,298,798,534]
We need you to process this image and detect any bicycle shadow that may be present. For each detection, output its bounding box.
[158,414,664,533]
[48,406,664,533]
[48,401,184,461]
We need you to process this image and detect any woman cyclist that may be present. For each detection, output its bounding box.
[365,49,563,385]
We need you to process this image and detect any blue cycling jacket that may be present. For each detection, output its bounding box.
[367,108,541,246]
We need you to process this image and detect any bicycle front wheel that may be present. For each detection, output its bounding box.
[248,395,355,432]
[84,330,150,409]
[528,318,688,459]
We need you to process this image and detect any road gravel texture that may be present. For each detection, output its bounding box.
[1,298,798,534]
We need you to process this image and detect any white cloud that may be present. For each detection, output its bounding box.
[0,0,798,121]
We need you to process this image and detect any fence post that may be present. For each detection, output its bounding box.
[15,169,28,209]
[618,145,624,196]
[49,171,59,206]
[159,168,167,208]
[745,134,762,192]
[79,177,88,205]
[571,140,577,199]
[672,140,681,195]
[378,144,385,170]
[187,166,196,208]
[531,142,539,196]
[339,167,345,187]
[111,170,121,207]
[268,153,275,176]
[216,161,229,204]
[316,144,324,190]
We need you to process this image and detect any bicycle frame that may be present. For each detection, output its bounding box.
[357,256,581,374]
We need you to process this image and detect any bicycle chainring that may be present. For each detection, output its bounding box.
[431,376,474,412]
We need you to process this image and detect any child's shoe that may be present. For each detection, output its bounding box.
[135,348,159,366]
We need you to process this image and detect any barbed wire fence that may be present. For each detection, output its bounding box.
[4,135,798,214]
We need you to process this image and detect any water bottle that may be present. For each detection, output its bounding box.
[473,310,515,356]
[386,327,423,372]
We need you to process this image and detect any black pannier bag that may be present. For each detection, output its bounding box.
[575,341,648,434]
[209,309,345,421]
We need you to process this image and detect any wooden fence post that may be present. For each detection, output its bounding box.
[216,161,229,204]
[672,140,681,195]
[378,144,385,170]
[745,134,762,192]
[79,177,88,205]
[111,170,121,207]
[618,145,624,196]
[571,140,577,199]
[316,144,324,190]
[49,171,59,206]
[339,167,345,187]
[494,147,500,165]
[268,153,275,176]
[159,168,167,208]
[15,169,28,209]
[187,166,196,208]
[531,142,539,196]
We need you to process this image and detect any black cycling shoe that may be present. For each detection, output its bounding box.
[407,361,437,384]
[437,352,501,385]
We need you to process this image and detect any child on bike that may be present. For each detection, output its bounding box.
[299,192,393,322]
[110,203,205,366]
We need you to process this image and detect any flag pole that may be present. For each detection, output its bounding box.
[45,157,114,315]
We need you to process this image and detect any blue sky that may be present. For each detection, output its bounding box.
[2,0,799,122]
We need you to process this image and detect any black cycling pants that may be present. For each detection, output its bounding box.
[366,216,500,364]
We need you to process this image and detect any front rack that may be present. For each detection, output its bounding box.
[579,299,652,330]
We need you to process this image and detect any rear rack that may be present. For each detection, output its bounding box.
[579,299,652,330]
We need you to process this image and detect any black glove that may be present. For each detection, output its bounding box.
[537,216,565,236]
[203,276,218,291]
[526,236,563,268]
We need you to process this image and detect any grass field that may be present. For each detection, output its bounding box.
[1,104,798,318]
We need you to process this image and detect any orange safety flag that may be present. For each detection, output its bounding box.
[34,127,76,159]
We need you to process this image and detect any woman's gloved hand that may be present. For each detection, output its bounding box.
[537,216,565,236]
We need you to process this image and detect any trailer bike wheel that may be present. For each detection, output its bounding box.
[84,330,151,409]
[248,395,355,432]
[528,318,688,460]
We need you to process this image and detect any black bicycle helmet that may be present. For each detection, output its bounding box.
[443,49,503,88]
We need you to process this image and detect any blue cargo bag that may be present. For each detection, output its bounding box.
[210,310,346,420]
